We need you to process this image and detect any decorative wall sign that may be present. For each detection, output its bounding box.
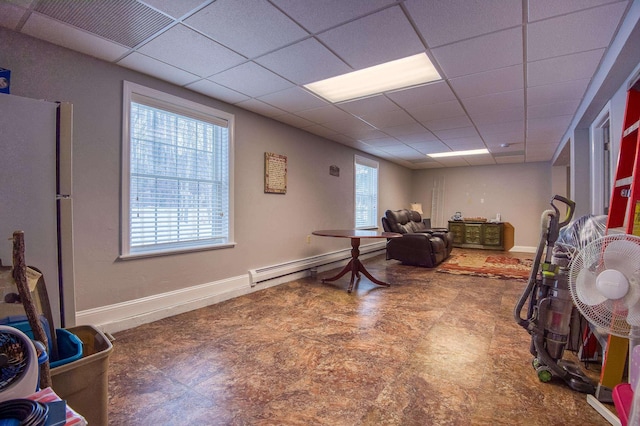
[264,152,287,194]
[329,165,340,177]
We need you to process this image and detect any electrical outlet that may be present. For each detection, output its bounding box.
[306,235,311,244]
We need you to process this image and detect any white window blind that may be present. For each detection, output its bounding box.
[122,82,234,257]
[355,155,379,229]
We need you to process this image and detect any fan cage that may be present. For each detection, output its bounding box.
[569,233,640,338]
[0,332,29,390]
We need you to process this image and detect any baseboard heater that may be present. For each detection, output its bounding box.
[248,241,386,286]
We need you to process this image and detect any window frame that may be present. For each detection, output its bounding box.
[121,81,235,259]
[590,101,614,216]
[354,154,379,230]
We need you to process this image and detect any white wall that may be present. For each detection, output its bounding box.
[411,162,553,249]
[0,28,413,327]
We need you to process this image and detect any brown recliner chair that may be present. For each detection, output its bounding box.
[381,209,453,267]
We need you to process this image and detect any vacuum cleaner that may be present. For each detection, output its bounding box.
[514,195,596,394]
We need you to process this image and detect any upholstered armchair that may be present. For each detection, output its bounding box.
[381,209,453,267]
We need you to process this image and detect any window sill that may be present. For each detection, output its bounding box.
[119,241,237,260]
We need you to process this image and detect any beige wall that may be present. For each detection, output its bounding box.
[411,163,553,249]
[3,28,577,330]
[1,29,414,315]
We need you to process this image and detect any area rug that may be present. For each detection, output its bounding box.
[436,252,534,281]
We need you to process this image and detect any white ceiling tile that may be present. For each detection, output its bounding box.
[495,155,525,164]
[9,0,631,170]
[431,27,523,78]
[140,0,205,18]
[322,116,376,133]
[528,100,580,119]
[138,24,245,77]
[235,99,285,117]
[527,79,590,106]
[395,131,439,144]
[386,81,457,109]
[272,113,316,128]
[317,6,425,69]
[364,137,403,147]
[414,161,444,169]
[527,49,605,88]
[527,2,628,61]
[527,116,573,141]
[301,124,339,138]
[469,107,525,126]
[450,64,524,99]
[382,123,431,138]
[210,62,293,97]
[526,141,558,153]
[185,0,307,58]
[408,141,450,154]
[477,120,525,136]
[344,126,387,140]
[118,53,200,85]
[378,144,419,155]
[432,127,479,140]
[271,0,396,33]
[258,86,328,112]
[400,153,434,162]
[490,145,525,155]
[528,0,625,22]
[406,0,522,47]
[482,131,525,146]
[422,115,473,131]
[0,3,28,29]
[360,109,417,129]
[431,157,469,167]
[525,152,553,162]
[255,37,351,84]
[441,137,485,149]
[22,13,130,62]
[462,90,524,116]
[185,79,250,104]
[465,155,496,166]
[295,105,354,124]
[329,134,358,144]
[407,100,466,122]
[338,95,399,116]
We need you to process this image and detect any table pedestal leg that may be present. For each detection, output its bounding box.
[321,238,391,293]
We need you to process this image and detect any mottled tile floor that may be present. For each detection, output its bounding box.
[108,249,615,425]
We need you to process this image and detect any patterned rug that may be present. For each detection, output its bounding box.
[436,252,534,281]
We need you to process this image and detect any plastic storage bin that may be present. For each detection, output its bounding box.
[50,328,83,368]
[51,325,113,426]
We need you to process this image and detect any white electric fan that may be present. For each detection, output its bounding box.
[569,234,640,336]
[568,233,640,424]
[0,325,40,403]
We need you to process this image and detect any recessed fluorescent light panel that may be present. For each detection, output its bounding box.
[428,149,490,158]
[304,53,441,103]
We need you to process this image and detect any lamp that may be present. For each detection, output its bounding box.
[410,203,423,214]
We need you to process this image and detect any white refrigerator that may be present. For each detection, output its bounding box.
[0,93,76,328]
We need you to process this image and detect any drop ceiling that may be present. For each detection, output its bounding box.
[0,0,633,169]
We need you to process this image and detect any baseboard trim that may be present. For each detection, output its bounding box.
[510,245,536,253]
[76,243,386,334]
[248,241,385,285]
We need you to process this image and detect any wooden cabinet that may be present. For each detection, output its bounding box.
[448,221,513,250]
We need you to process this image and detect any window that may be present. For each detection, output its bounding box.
[121,81,234,257]
[354,155,378,229]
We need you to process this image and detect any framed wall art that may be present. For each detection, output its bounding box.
[264,152,287,194]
